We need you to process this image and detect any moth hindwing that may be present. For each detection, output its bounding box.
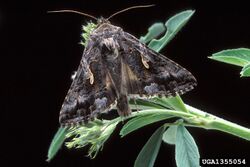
[59,19,197,126]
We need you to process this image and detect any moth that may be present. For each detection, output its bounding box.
[50,5,197,126]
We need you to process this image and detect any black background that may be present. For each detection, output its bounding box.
[2,0,250,167]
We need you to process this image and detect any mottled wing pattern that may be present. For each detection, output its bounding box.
[59,22,197,126]
[119,32,197,98]
[59,41,116,126]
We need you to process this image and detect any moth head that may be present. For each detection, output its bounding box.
[97,17,110,25]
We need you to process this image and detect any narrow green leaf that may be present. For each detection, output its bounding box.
[150,97,173,109]
[47,127,67,161]
[120,114,172,137]
[148,10,195,52]
[140,23,165,44]
[154,95,188,112]
[134,125,167,167]
[129,99,166,110]
[175,125,200,167]
[240,63,250,77]
[162,125,178,145]
[209,48,250,67]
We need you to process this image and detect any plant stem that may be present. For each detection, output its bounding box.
[185,104,250,141]
[108,109,193,125]
[109,104,250,141]
[207,117,250,140]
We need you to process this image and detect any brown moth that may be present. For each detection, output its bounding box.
[51,6,197,126]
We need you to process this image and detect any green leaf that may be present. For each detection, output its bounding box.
[134,125,167,167]
[148,10,195,52]
[209,48,250,67]
[175,125,200,167]
[162,125,178,145]
[129,99,166,110]
[140,23,165,44]
[240,63,250,77]
[154,95,188,112]
[47,127,67,161]
[120,114,173,137]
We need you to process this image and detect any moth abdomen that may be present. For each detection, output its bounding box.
[116,95,131,116]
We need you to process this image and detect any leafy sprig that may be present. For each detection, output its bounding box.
[48,10,250,167]
[80,22,97,46]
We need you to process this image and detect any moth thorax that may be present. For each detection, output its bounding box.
[101,37,119,59]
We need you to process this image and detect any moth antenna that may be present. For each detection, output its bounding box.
[107,4,155,20]
[47,10,98,21]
